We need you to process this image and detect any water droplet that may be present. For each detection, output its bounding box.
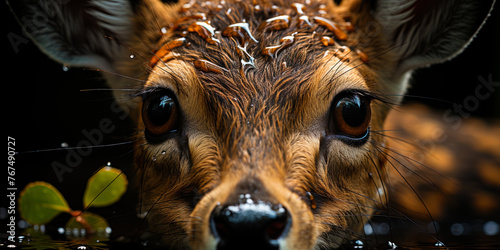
[322,50,331,59]
[297,15,312,28]
[313,16,347,40]
[107,162,112,166]
[149,37,187,68]
[259,15,291,32]
[320,36,335,46]
[194,59,228,74]
[306,191,316,209]
[137,211,148,219]
[262,32,296,59]
[222,22,259,46]
[181,3,192,12]
[291,3,306,15]
[188,21,220,44]
[161,150,166,155]
[345,21,355,32]
[152,156,157,162]
[353,239,364,249]
[129,54,135,59]
[356,49,369,62]
[435,241,445,247]
[172,13,207,30]
[58,227,65,234]
[60,142,69,148]
[388,241,397,250]
[62,65,70,71]
[377,187,384,196]
[332,46,352,61]
[161,27,168,34]
[237,45,256,69]
[317,4,327,15]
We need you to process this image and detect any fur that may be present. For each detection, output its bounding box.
[8,0,495,248]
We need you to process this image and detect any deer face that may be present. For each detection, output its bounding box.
[134,2,391,248]
[9,0,494,248]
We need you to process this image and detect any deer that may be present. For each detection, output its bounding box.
[8,0,496,249]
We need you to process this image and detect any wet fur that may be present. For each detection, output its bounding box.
[8,0,495,249]
[131,0,392,248]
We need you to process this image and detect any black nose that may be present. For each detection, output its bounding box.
[210,199,291,250]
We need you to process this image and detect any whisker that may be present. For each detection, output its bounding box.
[16,141,135,155]
[377,147,442,242]
[80,88,139,92]
[84,67,147,84]
[373,137,448,189]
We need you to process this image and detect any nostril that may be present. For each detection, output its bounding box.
[266,217,288,240]
[210,200,291,249]
[214,218,230,239]
[265,205,289,241]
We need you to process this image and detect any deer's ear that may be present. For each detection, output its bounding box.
[8,0,181,116]
[8,0,136,72]
[8,0,180,73]
[350,0,494,77]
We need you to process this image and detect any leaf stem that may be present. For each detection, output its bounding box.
[69,210,95,234]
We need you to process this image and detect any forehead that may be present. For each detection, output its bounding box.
[146,0,370,118]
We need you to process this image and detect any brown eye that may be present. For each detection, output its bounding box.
[330,92,371,140]
[142,90,179,137]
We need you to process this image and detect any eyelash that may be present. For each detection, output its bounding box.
[133,86,169,100]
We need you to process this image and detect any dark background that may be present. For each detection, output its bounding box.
[3,0,500,247]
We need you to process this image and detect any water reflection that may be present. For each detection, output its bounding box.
[2,219,499,249]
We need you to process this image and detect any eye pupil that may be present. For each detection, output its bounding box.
[340,96,366,127]
[142,90,179,137]
[330,92,371,141]
[148,95,174,126]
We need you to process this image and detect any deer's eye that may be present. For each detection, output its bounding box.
[142,90,179,137]
[329,91,371,143]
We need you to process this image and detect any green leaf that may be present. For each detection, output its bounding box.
[19,181,71,225]
[83,166,128,208]
[65,211,109,232]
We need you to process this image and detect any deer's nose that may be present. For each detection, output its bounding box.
[210,199,291,250]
